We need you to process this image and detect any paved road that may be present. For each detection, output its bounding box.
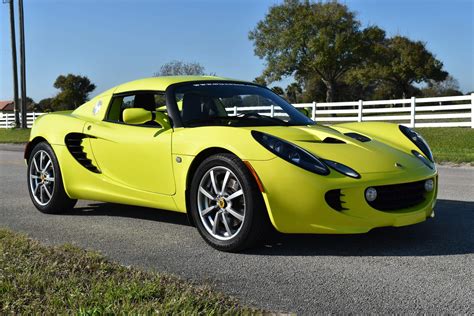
[1,145,473,314]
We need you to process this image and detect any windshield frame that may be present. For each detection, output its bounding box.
[165,80,315,128]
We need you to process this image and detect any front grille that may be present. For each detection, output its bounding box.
[368,180,426,211]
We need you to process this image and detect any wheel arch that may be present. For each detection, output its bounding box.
[24,136,48,160]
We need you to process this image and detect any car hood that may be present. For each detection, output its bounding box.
[245,125,422,174]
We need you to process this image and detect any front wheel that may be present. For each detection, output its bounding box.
[27,142,77,213]
[189,153,269,252]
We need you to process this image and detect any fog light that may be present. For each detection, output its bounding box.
[365,187,377,202]
[424,179,434,192]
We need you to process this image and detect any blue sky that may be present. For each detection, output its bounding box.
[0,0,473,102]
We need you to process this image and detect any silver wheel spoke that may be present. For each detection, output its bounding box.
[210,170,219,195]
[201,205,215,216]
[42,159,52,172]
[226,189,243,201]
[40,185,44,203]
[220,171,230,194]
[212,212,220,234]
[226,207,244,221]
[33,158,40,173]
[45,177,54,182]
[39,151,44,170]
[31,175,40,179]
[199,187,215,200]
[34,182,40,195]
[43,184,52,199]
[222,213,232,236]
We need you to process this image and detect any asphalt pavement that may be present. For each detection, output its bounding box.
[1,144,473,314]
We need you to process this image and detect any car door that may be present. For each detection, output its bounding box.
[86,92,175,195]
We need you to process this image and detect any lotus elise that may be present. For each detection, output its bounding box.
[25,76,437,251]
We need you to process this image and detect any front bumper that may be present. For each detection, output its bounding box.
[249,158,438,234]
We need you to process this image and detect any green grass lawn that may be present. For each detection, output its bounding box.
[0,128,30,143]
[0,229,253,314]
[0,127,472,164]
[416,128,474,164]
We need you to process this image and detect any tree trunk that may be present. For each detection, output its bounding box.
[322,80,337,116]
[325,81,335,103]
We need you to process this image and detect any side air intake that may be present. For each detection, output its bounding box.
[65,133,100,173]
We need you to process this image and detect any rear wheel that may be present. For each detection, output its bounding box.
[190,153,269,252]
[27,142,77,213]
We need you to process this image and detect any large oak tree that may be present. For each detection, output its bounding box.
[249,0,383,102]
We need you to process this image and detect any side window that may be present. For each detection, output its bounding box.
[121,96,135,110]
[106,92,166,123]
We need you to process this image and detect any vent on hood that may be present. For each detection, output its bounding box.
[323,137,346,144]
[65,133,100,173]
[344,132,371,142]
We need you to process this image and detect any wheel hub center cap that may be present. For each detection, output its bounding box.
[217,198,226,209]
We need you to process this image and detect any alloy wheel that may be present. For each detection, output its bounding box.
[197,166,246,240]
[29,150,55,206]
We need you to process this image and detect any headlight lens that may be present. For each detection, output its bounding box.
[412,150,434,169]
[251,131,330,175]
[399,125,434,162]
[322,160,361,179]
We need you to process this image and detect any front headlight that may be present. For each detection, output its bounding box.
[412,150,434,169]
[399,125,434,162]
[251,131,330,175]
[322,160,361,179]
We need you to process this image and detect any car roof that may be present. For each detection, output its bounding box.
[111,75,233,94]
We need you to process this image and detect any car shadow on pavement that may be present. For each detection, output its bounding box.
[66,199,473,257]
[69,202,190,226]
[249,199,474,257]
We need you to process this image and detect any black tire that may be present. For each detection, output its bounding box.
[189,153,270,252]
[27,141,77,214]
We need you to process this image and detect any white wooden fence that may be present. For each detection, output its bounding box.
[228,94,473,128]
[0,112,44,128]
[292,94,474,128]
[1,94,473,128]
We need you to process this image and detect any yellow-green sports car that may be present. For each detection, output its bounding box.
[25,76,437,251]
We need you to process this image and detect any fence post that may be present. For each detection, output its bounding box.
[410,97,416,128]
[6,113,9,128]
[311,101,316,121]
[233,105,237,116]
[471,93,474,129]
[270,103,275,117]
[358,100,363,122]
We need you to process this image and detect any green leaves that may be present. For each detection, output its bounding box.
[250,0,449,101]
[154,60,207,77]
[52,74,96,110]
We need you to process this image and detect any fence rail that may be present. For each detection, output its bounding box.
[292,93,474,128]
[0,112,44,128]
[1,94,473,129]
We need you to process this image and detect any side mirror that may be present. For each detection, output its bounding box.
[122,108,172,129]
[123,108,152,125]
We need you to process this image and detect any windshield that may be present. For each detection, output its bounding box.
[173,82,314,127]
